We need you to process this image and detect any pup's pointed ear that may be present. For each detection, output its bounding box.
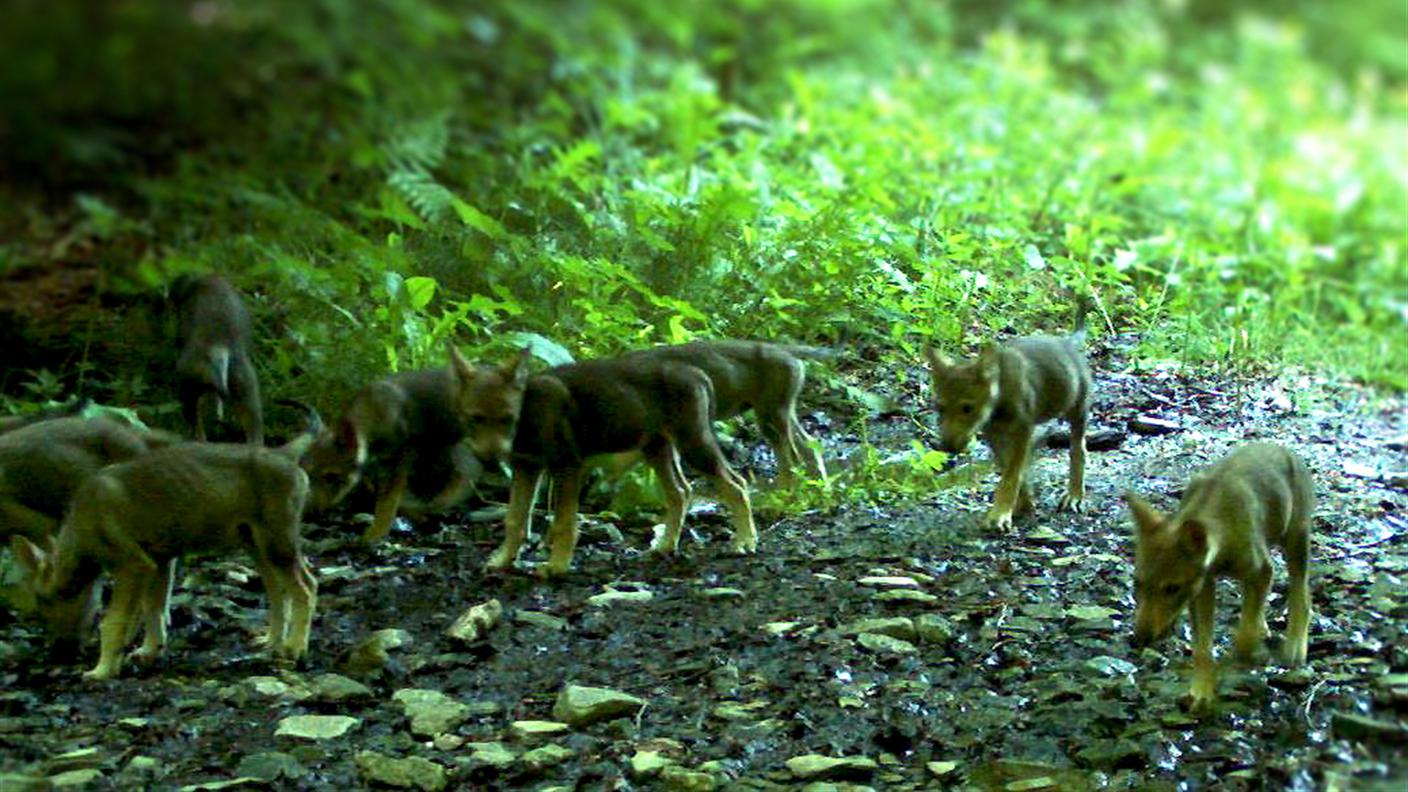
[923,346,949,373]
[977,343,1001,378]
[505,346,532,389]
[1179,519,1209,558]
[10,535,47,577]
[1123,492,1165,538]
[448,344,474,385]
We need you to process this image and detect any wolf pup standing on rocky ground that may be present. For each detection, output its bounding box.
[296,347,484,545]
[10,427,320,680]
[172,274,263,444]
[453,348,757,579]
[924,310,1091,530]
[627,340,830,487]
[1125,442,1314,712]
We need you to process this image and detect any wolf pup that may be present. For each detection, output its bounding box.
[1125,443,1313,712]
[10,431,319,680]
[453,348,757,578]
[172,274,263,444]
[298,348,483,545]
[629,340,829,486]
[1,417,174,660]
[924,312,1091,530]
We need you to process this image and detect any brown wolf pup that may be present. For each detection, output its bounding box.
[452,348,757,578]
[923,313,1091,530]
[1,416,175,660]
[9,431,319,680]
[297,350,483,545]
[172,274,263,444]
[1125,443,1314,712]
[628,340,830,486]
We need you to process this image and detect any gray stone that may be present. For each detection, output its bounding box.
[630,750,674,779]
[445,599,503,644]
[838,617,915,641]
[660,766,717,791]
[0,774,49,792]
[914,614,955,644]
[785,755,878,781]
[552,684,646,727]
[465,742,517,769]
[856,576,919,589]
[354,751,447,792]
[587,590,654,606]
[871,590,938,605]
[856,633,917,656]
[274,715,359,740]
[392,689,471,737]
[702,587,744,600]
[514,610,568,631]
[44,748,103,775]
[234,752,303,782]
[309,673,373,703]
[176,780,267,791]
[507,720,570,740]
[519,744,574,773]
[48,769,104,788]
[341,628,412,676]
[1331,712,1408,744]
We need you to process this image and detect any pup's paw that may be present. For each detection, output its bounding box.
[647,524,678,557]
[1059,492,1085,512]
[484,547,517,572]
[985,507,1014,531]
[728,535,758,555]
[128,646,162,666]
[538,559,572,580]
[83,665,117,681]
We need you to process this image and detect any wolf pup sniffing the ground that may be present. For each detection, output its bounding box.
[10,432,319,680]
[297,348,484,545]
[172,274,263,444]
[629,340,830,487]
[453,348,757,578]
[1,417,175,660]
[924,312,1091,530]
[1125,443,1314,712]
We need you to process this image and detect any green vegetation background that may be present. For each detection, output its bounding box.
[1,0,1403,415]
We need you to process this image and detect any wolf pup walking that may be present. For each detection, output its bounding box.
[629,340,829,487]
[172,274,263,444]
[296,348,485,545]
[924,311,1092,530]
[10,434,319,680]
[1125,443,1314,712]
[453,348,757,578]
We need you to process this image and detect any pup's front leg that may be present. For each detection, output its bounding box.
[362,462,410,545]
[986,428,1032,531]
[486,468,541,571]
[1188,583,1219,713]
[542,468,585,578]
[87,570,146,680]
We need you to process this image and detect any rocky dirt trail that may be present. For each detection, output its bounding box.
[2,346,1406,791]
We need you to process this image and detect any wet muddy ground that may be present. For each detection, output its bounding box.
[2,343,1406,790]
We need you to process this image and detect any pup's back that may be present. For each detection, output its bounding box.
[629,341,817,419]
[1175,442,1314,550]
[70,442,308,565]
[1002,332,1090,424]
[0,417,156,540]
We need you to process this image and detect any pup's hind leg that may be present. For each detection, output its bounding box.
[276,555,318,661]
[1060,409,1088,512]
[130,560,177,665]
[646,443,690,557]
[1283,525,1311,667]
[229,356,264,446]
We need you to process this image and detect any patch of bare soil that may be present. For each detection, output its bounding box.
[2,351,1406,790]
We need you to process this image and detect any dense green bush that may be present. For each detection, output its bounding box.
[0,0,1402,415]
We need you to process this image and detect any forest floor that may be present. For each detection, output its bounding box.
[2,338,1407,791]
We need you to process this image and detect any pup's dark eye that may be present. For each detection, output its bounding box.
[1162,583,1181,596]
[961,405,974,415]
